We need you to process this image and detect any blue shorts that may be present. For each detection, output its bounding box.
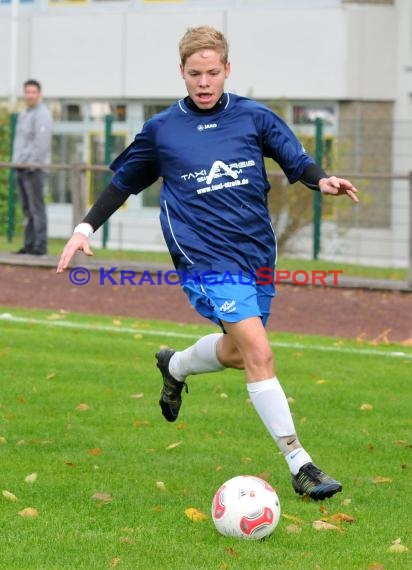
[181,272,275,329]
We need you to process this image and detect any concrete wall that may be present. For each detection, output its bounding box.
[0,2,397,101]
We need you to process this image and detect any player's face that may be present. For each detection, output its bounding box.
[180,49,230,110]
[24,85,42,108]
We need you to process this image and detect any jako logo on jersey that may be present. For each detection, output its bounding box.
[219,300,236,313]
[197,123,218,131]
[206,161,238,185]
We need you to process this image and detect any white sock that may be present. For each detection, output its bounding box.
[247,377,312,475]
[284,448,312,475]
[169,333,224,382]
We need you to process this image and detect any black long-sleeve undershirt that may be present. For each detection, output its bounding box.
[82,183,129,231]
[299,163,328,190]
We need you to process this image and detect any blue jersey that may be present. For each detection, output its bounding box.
[110,93,314,276]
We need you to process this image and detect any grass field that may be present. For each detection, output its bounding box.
[0,307,411,570]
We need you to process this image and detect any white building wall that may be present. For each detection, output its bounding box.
[0,2,397,101]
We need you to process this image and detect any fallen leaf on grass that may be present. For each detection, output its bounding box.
[130,393,144,399]
[224,547,239,557]
[285,524,302,534]
[369,329,391,345]
[133,419,150,427]
[394,440,411,448]
[88,448,101,456]
[47,313,66,320]
[2,490,17,502]
[389,538,409,553]
[0,437,7,444]
[372,476,392,484]
[323,512,355,524]
[24,473,38,484]
[360,403,373,411]
[389,544,409,553]
[166,441,182,450]
[312,520,342,532]
[184,507,208,522]
[91,492,112,502]
[120,536,134,545]
[18,507,39,518]
[282,513,305,525]
[111,557,121,567]
[367,563,384,570]
[156,481,166,491]
[75,403,90,412]
[257,471,271,482]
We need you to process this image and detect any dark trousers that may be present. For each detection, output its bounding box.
[17,169,48,254]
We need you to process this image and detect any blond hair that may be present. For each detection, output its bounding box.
[179,26,229,66]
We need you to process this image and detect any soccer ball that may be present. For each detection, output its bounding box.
[211,475,281,540]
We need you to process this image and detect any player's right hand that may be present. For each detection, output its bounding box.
[56,233,94,273]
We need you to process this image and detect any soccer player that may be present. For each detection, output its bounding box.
[57,26,358,500]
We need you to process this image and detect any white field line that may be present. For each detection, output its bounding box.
[0,313,412,360]
[1,313,411,360]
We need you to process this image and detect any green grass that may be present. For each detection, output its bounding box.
[0,232,408,281]
[0,307,411,569]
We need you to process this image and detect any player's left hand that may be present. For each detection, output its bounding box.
[319,176,359,203]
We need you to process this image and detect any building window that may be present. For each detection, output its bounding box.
[49,0,89,4]
[292,104,336,128]
[61,103,83,122]
[111,104,127,121]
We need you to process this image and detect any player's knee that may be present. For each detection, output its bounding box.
[244,343,273,370]
[218,345,244,369]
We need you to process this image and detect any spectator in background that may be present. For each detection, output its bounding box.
[12,79,53,255]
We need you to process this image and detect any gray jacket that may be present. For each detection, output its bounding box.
[12,102,53,168]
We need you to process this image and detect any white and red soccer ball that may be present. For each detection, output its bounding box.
[211,475,281,540]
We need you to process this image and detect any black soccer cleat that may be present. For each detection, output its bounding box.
[292,462,342,501]
[156,348,188,422]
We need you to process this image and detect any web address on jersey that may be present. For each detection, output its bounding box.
[68,267,343,287]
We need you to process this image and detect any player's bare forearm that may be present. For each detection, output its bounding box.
[56,234,94,273]
[319,176,359,203]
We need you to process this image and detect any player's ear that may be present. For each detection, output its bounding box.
[225,62,231,79]
[180,64,185,79]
